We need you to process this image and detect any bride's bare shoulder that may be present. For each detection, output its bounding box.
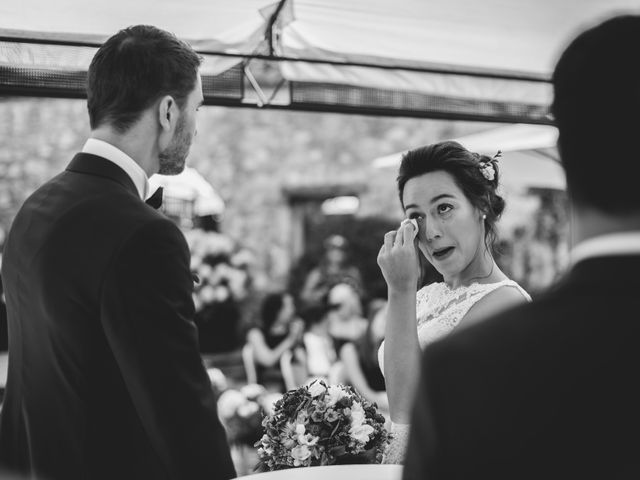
[461,284,528,329]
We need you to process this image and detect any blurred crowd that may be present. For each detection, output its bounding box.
[497,191,569,297]
[189,230,388,416]
[0,190,569,420]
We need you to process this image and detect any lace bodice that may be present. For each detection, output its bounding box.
[378,279,530,375]
[378,279,531,464]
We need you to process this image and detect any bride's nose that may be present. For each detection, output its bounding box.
[422,217,442,242]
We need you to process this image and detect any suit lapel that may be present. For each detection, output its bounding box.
[66,153,139,198]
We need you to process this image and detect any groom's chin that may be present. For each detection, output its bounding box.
[158,160,186,176]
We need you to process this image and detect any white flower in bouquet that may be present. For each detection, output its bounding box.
[349,424,375,444]
[290,445,312,466]
[294,424,319,447]
[350,401,366,426]
[308,381,326,398]
[327,385,347,407]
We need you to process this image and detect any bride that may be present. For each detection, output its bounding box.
[377,141,531,464]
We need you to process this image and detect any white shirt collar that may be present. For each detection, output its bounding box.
[570,231,640,266]
[82,138,149,200]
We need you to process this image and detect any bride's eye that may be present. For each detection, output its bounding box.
[437,204,453,215]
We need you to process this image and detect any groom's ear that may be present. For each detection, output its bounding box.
[158,95,178,132]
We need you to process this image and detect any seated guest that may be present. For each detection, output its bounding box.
[326,283,368,353]
[297,303,338,385]
[339,299,388,413]
[246,293,304,391]
[299,235,364,309]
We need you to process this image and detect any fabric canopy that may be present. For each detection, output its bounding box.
[1,0,639,123]
[373,123,565,192]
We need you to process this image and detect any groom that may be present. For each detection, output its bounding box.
[0,26,235,480]
[403,15,640,479]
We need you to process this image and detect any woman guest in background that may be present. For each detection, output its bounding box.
[295,302,339,386]
[377,141,531,464]
[299,235,364,308]
[339,298,389,414]
[326,283,368,353]
[246,293,304,391]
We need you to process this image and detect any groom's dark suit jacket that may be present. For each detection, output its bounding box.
[0,153,235,480]
[403,254,640,479]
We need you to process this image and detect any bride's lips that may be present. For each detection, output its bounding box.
[431,246,455,261]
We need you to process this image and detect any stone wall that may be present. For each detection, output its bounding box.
[0,97,494,287]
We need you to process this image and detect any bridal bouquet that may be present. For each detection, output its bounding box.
[255,380,391,470]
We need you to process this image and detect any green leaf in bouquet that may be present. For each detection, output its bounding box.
[329,445,346,457]
[320,452,332,466]
[329,420,341,438]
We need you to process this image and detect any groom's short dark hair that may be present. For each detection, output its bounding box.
[87,25,202,133]
[552,15,640,213]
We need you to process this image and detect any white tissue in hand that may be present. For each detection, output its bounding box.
[401,218,418,232]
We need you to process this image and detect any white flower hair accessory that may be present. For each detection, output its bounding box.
[479,150,501,182]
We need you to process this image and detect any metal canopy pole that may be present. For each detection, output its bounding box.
[265,0,289,57]
[0,34,549,83]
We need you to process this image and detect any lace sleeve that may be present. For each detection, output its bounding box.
[381,422,410,464]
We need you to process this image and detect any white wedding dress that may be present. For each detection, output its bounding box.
[378,279,531,464]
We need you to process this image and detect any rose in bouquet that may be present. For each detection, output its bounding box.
[217,384,280,446]
[255,380,391,470]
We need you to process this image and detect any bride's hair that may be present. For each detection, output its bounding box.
[396,140,505,250]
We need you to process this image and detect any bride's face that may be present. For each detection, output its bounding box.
[402,170,486,282]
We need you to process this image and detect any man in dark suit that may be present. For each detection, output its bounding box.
[0,26,235,480]
[403,15,640,479]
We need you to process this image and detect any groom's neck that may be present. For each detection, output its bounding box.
[90,121,158,177]
[570,203,640,247]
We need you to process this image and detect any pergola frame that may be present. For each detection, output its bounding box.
[0,0,553,125]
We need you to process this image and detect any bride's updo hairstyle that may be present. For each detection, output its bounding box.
[397,140,505,250]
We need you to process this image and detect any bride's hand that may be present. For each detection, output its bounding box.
[377,220,420,293]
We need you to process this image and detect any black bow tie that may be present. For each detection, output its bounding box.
[145,187,164,209]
